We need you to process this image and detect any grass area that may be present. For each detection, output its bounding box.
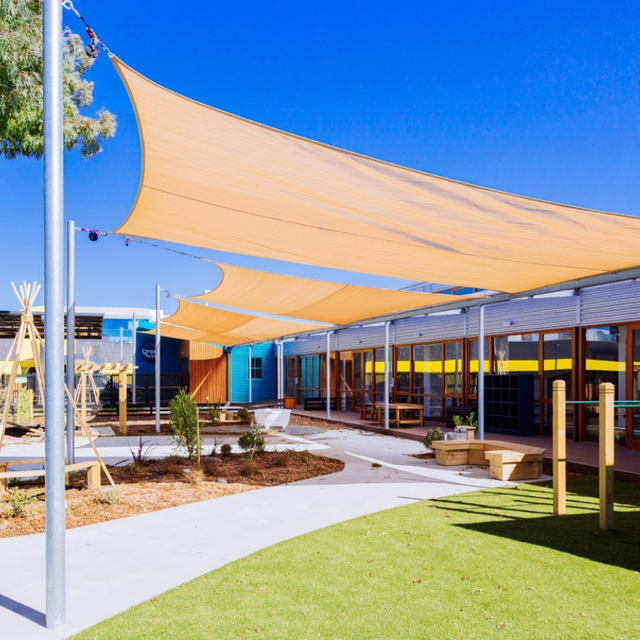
[73,476,640,640]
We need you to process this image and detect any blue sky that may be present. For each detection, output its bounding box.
[2,0,640,314]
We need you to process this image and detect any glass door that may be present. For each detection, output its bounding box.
[626,327,640,448]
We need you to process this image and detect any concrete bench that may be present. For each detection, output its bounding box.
[431,439,545,481]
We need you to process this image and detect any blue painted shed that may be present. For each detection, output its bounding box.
[229,342,276,402]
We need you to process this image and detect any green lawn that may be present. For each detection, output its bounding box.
[73,477,640,640]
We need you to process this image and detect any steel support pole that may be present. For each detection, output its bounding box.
[280,341,284,399]
[276,340,281,399]
[478,304,485,440]
[326,331,332,420]
[155,285,161,433]
[384,321,390,429]
[132,313,137,405]
[248,345,253,403]
[66,220,75,465]
[43,0,66,626]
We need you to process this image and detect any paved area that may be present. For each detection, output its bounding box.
[293,407,640,478]
[0,428,547,639]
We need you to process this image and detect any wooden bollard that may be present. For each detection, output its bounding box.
[599,382,615,530]
[118,369,128,436]
[552,380,566,516]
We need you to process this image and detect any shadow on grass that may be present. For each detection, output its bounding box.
[429,476,640,573]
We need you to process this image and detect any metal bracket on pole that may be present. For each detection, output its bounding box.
[155,285,161,433]
[478,304,485,440]
[44,0,66,626]
[66,220,75,465]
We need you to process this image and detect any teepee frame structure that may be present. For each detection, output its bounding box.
[0,282,45,448]
[0,282,114,486]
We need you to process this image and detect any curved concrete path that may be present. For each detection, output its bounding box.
[0,428,546,639]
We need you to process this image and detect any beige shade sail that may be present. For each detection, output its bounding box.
[112,57,640,295]
[194,263,473,325]
[156,298,330,346]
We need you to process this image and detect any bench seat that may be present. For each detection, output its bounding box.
[431,439,545,481]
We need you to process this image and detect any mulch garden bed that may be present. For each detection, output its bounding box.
[0,451,344,538]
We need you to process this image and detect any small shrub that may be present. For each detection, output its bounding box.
[207,397,221,425]
[129,437,156,465]
[238,427,265,461]
[424,427,445,449]
[98,485,123,505]
[271,452,290,468]
[221,443,232,457]
[188,469,205,485]
[237,407,253,424]
[452,412,478,428]
[170,389,202,462]
[300,451,313,464]
[203,460,221,477]
[209,436,223,457]
[240,461,260,479]
[5,489,37,517]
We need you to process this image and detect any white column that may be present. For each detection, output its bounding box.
[132,313,137,405]
[384,321,390,429]
[248,345,253,403]
[155,285,161,433]
[326,331,332,419]
[478,304,485,440]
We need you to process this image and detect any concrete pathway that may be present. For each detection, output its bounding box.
[0,428,547,639]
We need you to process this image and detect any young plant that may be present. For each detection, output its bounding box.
[207,397,221,425]
[236,407,253,424]
[220,443,232,457]
[423,427,445,449]
[98,485,123,505]
[209,436,223,457]
[169,389,202,462]
[238,427,265,461]
[128,437,157,465]
[5,488,37,517]
[452,412,478,428]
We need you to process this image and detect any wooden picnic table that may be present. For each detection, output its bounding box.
[373,402,424,427]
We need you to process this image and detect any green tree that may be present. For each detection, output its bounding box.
[0,0,116,159]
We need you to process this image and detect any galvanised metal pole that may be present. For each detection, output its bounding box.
[43,0,66,626]
[275,340,281,399]
[66,221,75,465]
[384,321,390,429]
[326,331,332,419]
[248,345,252,403]
[155,285,161,433]
[478,304,485,440]
[131,313,137,405]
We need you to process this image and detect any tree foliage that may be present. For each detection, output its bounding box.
[0,0,116,159]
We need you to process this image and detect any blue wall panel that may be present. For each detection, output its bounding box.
[135,331,181,374]
[230,342,276,402]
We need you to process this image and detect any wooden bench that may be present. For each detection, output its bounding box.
[0,459,101,492]
[431,439,545,481]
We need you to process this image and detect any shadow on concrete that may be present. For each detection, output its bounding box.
[0,594,46,627]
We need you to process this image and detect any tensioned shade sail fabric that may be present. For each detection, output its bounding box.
[157,298,330,346]
[194,263,474,325]
[112,57,640,295]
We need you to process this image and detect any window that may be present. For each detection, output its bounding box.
[249,357,263,380]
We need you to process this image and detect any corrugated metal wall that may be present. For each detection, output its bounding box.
[282,279,640,355]
[230,342,276,402]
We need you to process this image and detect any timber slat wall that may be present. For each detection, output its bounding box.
[181,341,227,404]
